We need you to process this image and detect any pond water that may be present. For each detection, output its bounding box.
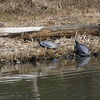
[0,57,100,100]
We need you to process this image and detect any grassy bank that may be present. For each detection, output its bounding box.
[0,0,100,63]
[0,34,99,63]
[0,0,100,27]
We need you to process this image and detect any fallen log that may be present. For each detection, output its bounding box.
[29,24,100,39]
[0,24,99,37]
[0,27,43,36]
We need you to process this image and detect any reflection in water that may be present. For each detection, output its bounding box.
[0,57,99,77]
[0,70,100,100]
[0,57,99,100]
[75,57,91,68]
[37,71,100,100]
[0,78,40,100]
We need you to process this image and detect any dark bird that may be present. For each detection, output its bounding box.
[74,40,90,57]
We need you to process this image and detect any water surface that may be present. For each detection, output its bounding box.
[0,57,99,100]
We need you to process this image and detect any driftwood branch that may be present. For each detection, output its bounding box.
[0,24,99,37]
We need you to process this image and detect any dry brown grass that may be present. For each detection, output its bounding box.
[0,33,99,62]
[0,0,100,26]
[0,0,100,63]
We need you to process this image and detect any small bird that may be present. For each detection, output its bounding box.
[74,40,90,57]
